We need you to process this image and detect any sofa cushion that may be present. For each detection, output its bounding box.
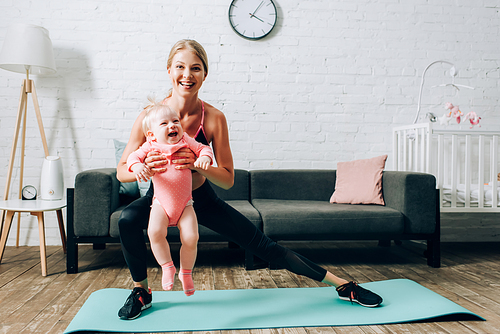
[251,170,336,201]
[113,139,141,198]
[109,205,128,238]
[330,155,387,205]
[209,169,251,201]
[252,199,404,240]
[109,200,261,240]
[225,200,263,229]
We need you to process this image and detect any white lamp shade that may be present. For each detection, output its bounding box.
[0,23,56,75]
[40,156,64,200]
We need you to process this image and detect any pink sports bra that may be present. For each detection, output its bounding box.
[193,101,209,145]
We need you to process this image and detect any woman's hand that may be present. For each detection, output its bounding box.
[172,147,197,170]
[145,151,168,174]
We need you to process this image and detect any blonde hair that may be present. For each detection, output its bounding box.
[165,39,209,98]
[167,39,209,74]
[142,96,177,135]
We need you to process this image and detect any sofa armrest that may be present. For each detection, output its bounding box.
[382,171,437,234]
[73,168,120,237]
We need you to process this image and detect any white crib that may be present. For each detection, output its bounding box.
[392,123,500,212]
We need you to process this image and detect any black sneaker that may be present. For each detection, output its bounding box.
[118,287,152,320]
[336,281,382,307]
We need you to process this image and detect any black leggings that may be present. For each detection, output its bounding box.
[118,180,327,283]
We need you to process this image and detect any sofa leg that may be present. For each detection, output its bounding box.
[378,240,391,247]
[426,238,441,268]
[93,243,106,250]
[269,262,282,270]
[66,241,78,274]
[245,250,254,270]
[427,188,441,268]
[228,242,240,249]
[66,188,78,274]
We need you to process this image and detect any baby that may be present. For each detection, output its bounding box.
[127,98,213,296]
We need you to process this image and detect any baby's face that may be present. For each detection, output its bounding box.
[150,110,184,145]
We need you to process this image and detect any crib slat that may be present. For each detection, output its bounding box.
[397,130,403,171]
[410,133,415,172]
[410,133,414,171]
[478,135,485,208]
[414,129,419,172]
[415,128,420,172]
[425,126,431,173]
[465,135,471,208]
[419,127,425,172]
[492,135,498,208]
[451,135,458,208]
[393,130,399,171]
[403,130,408,171]
[437,134,444,208]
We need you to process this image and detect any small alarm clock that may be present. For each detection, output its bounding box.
[22,185,37,200]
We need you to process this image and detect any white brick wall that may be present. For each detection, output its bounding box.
[1,0,499,246]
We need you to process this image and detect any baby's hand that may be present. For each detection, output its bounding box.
[130,163,151,182]
[193,156,211,170]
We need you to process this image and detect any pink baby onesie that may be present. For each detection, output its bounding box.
[127,133,213,226]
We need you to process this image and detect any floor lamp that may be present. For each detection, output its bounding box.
[0,24,57,246]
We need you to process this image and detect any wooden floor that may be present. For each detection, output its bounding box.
[1,240,499,334]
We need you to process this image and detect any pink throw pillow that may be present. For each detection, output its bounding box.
[330,155,387,205]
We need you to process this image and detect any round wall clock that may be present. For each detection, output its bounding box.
[228,0,277,40]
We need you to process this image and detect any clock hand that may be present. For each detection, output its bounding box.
[251,1,264,16]
[250,14,264,22]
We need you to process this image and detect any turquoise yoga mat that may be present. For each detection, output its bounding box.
[64,279,483,333]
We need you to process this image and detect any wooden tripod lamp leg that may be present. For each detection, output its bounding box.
[0,81,28,238]
[3,80,28,201]
[0,211,16,263]
[16,90,28,247]
[30,80,50,158]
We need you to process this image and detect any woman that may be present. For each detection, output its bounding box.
[116,39,382,320]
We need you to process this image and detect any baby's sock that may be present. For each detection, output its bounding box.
[179,269,195,296]
[161,261,176,291]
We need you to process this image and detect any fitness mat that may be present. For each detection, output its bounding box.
[64,279,484,333]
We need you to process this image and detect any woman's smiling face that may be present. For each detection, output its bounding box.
[168,50,207,96]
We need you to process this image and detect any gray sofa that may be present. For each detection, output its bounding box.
[66,168,439,274]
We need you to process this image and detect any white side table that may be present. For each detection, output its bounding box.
[0,199,67,276]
